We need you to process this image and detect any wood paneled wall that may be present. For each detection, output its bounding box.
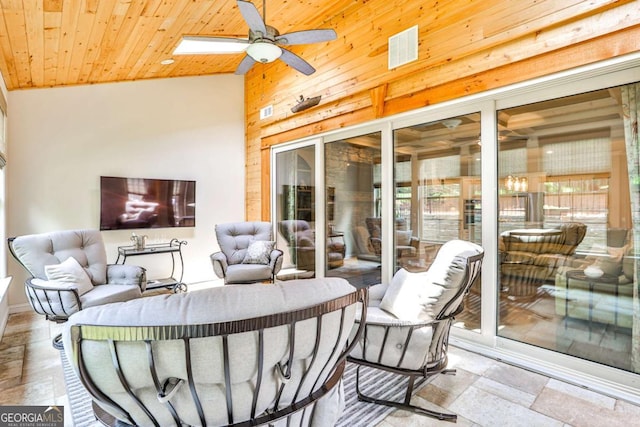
[244,0,640,220]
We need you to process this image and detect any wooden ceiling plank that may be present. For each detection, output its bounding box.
[123,0,194,80]
[85,0,128,83]
[137,0,217,80]
[76,0,117,85]
[42,10,60,86]
[42,0,62,13]
[23,0,45,87]
[0,2,21,89]
[65,9,100,85]
[101,0,157,82]
[1,4,32,88]
[121,0,218,81]
[483,0,628,38]
[54,0,82,86]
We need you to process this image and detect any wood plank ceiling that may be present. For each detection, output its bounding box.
[0,0,354,91]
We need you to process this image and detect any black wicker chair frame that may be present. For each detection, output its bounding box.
[347,251,484,422]
[68,288,368,427]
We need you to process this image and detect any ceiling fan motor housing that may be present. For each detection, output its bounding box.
[249,25,280,43]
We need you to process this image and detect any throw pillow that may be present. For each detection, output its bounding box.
[379,268,432,320]
[44,257,94,295]
[242,240,275,265]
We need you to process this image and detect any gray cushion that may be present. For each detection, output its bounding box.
[79,284,142,309]
[225,263,274,284]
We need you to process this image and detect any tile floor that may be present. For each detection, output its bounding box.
[2,301,640,426]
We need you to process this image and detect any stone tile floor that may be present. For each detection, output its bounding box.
[2,309,640,426]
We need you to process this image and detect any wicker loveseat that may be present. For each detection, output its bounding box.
[62,278,366,426]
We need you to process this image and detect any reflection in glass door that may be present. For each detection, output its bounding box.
[497,85,637,373]
[274,145,316,280]
[393,113,482,332]
[325,133,382,287]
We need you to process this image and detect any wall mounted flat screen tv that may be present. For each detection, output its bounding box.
[100,176,196,230]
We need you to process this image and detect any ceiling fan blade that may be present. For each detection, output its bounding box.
[235,55,257,75]
[174,36,249,55]
[279,48,315,75]
[237,0,267,36]
[276,29,337,46]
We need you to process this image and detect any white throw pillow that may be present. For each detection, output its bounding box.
[242,240,275,265]
[45,257,94,295]
[379,268,432,320]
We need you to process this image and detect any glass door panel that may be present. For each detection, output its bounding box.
[497,85,636,372]
[324,133,382,287]
[274,145,316,280]
[393,113,482,332]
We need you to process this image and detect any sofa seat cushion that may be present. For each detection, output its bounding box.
[225,263,274,283]
[80,284,142,309]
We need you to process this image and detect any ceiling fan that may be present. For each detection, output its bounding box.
[173,0,337,76]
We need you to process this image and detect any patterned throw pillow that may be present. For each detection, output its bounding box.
[242,241,275,265]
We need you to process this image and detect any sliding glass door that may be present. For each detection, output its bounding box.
[393,113,482,331]
[274,144,316,279]
[270,58,640,399]
[497,85,638,373]
[324,132,382,287]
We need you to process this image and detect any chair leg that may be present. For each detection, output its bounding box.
[52,333,64,350]
[354,365,457,422]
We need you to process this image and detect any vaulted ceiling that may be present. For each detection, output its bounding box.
[0,0,355,91]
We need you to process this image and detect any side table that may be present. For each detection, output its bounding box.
[564,269,619,338]
[116,238,188,293]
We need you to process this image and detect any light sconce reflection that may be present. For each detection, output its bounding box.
[505,175,528,192]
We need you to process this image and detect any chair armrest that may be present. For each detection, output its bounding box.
[29,277,76,291]
[26,277,81,319]
[107,264,147,291]
[210,251,228,279]
[270,249,284,275]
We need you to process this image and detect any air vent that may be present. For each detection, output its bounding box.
[388,25,418,69]
[260,105,273,120]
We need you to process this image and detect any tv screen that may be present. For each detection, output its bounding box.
[100,176,196,230]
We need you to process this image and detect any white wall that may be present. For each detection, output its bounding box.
[6,75,245,309]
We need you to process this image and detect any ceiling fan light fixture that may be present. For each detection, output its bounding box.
[246,42,282,63]
[442,119,462,129]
